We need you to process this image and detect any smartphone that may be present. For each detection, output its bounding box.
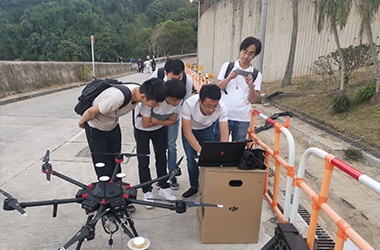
[235,68,250,77]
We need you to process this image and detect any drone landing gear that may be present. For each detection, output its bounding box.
[103,210,138,239]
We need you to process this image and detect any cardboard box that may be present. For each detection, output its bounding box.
[197,167,266,244]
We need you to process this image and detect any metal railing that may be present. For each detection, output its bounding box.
[248,109,379,249]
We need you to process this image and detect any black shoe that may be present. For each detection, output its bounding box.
[126,204,136,213]
[182,188,198,199]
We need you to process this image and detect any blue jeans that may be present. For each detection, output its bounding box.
[214,120,250,142]
[166,119,179,182]
[182,126,215,189]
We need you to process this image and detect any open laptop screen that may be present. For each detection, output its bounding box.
[197,141,247,167]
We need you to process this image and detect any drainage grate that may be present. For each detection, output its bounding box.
[75,146,91,158]
[297,203,335,250]
[277,190,335,250]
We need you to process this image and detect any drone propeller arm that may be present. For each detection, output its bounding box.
[127,198,175,210]
[19,197,84,209]
[50,171,87,189]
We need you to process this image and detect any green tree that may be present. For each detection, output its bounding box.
[145,0,167,25]
[150,20,195,56]
[355,0,380,100]
[314,0,352,91]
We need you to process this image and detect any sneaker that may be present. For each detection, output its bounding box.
[170,181,179,190]
[182,188,198,199]
[159,188,177,201]
[154,182,161,189]
[126,204,136,213]
[143,191,154,209]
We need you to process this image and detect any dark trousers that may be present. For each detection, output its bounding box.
[85,122,121,179]
[134,127,169,193]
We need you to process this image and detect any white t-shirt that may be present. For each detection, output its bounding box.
[134,101,180,131]
[217,60,262,122]
[182,94,228,130]
[88,84,139,131]
[144,61,150,68]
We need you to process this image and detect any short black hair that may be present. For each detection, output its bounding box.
[140,78,166,102]
[199,85,221,102]
[166,79,186,100]
[240,36,262,56]
[164,59,185,75]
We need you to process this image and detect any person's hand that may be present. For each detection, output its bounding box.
[244,73,255,89]
[151,116,159,124]
[228,69,238,80]
[78,121,85,129]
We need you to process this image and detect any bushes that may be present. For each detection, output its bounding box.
[329,83,376,114]
[352,83,376,105]
[343,147,363,161]
[329,94,350,114]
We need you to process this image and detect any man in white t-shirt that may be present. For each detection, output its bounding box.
[215,36,262,142]
[150,59,193,189]
[134,79,186,208]
[78,78,166,180]
[181,85,229,199]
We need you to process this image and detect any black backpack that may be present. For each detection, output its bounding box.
[74,78,138,116]
[223,62,260,94]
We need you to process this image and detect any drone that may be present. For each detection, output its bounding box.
[1,149,222,250]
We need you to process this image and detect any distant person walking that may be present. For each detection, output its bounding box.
[166,54,169,61]
[151,58,156,72]
[144,59,151,74]
[130,58,136,71]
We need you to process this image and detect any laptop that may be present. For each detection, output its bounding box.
[197,141,247,167]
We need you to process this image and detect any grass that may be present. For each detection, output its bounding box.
[261,65,380,152]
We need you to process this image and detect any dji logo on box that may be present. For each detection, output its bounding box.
[229,206,238,212]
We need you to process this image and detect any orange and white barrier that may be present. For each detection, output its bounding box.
[248,109,378,250]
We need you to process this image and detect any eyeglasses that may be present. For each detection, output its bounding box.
[201,102,219,110]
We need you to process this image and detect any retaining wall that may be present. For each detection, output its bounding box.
[0,61,134,98]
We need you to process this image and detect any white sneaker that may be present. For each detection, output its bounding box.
[143,191,154,209]
[159,188,177,201]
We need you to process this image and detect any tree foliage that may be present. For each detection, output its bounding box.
[0,0,197,62]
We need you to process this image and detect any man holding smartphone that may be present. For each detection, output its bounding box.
[215,36,262,141]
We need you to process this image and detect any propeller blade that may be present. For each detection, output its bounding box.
[0,188,12,198]
[0,189,27,216]
[120,153,149,158]
[167,156,184,182]
[43,148,50,163]
[6,198,27,216]
[91,152,149,157]
[175,156,184,168]
[42,162,52,184]
[146,198,222,208]
[186,201,223,208]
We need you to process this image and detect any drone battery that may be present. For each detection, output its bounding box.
[82,199,99,212]
[197,167,265,244]
[110,200,127,212]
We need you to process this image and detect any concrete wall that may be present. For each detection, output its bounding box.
[199,0,380,83]
[0,61,134,98]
